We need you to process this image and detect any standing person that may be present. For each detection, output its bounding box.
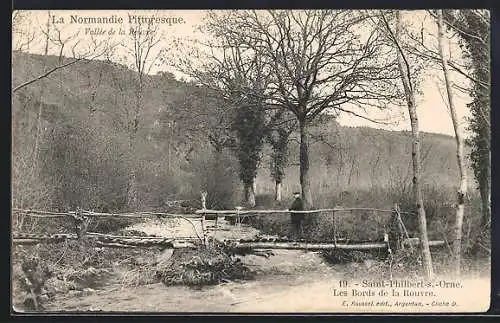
[289,191,305,239]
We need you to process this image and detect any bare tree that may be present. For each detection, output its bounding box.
[174,23,274,207]
[436,10,468,277]
[199,10,400,209]
[13,12,112,184]
[165,83,236,155]
[380,11,434,280]
[12,12,114,218]
[12,11,37,53]
[13,15,111,93]
[400,11,490,244]
[119,16,166,209]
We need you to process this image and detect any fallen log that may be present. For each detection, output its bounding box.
[229,241,388,251]
[403,238,445,248]
[12,239,49,245]
[86,232,199,241]
[227,239,446,251]
[12,233,77,245]
[95,241,143,249]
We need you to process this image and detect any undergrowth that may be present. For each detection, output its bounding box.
[12,239,156,311]
[250,187,483,246]
[155,244,255,287]
[12,239,256,311]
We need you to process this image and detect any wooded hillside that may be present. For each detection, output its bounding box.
[12,52,473,212]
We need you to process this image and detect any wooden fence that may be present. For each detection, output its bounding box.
[11,205,443,251]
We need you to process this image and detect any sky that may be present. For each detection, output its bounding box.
[12,10,475,137]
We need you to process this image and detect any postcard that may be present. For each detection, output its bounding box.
[11,9,491,313]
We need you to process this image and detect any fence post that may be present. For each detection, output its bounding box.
[201,191,207,210]
[385,232,393,280]
[235,206,243,227]
[200,213,207,246]
[73,207,90,245]
[199,191,208,246]
[332,209,337,246]
[387,203,405,252]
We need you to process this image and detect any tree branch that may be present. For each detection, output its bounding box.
[13,58,83,93]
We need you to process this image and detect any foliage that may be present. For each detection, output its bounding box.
[199,10,403,208]
[12,239,162,310]
[12,51,472,215]
[232,99,267,200]
[15,254,53,311]
[191,150,241,210]
[267,127,291,185]
[443,10,491,230]
[250,186,483,246]
[155,245,255,287]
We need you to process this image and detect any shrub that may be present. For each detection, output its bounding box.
[322,249,387,265]
[14,255,53,311]
[249,208,393,242]
[250,187,484,246]
[155,244,255,287]
[13,240,155,290]
[329,248,424,280]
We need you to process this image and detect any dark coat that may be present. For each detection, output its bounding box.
[290,197,305,223]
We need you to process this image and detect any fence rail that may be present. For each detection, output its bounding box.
[11,232,198,248]
[12,208,200,219]
[195,207,416,216]
[12,231,445,251]
[12,206,415,219]
[12,204,430,252]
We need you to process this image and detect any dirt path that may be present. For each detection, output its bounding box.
[45,219,335,312]
[45,267,490,313]
[45,274,328,312]
[45,249,343,312]
[42,218,490,313]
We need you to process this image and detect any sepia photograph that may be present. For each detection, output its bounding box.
[11,9,491,313]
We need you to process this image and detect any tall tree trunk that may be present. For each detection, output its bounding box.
[394,11,434,280]
[299,119,313,209]
[443,10,491,253]
[127,76,143,210]
[31,12,51,177]
[244,180,256,207]
[347,157,357,188]
[437,10,468,277]
[127,161,138,210]
[275,180,282,201]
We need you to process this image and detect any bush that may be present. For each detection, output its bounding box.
[14,255,53,311]
[188,150,241,210]
[322,249,387,265]
[14,216,76,236]
[249,208,393,242]
[155,244,255,287]
[329,248,424,280]
[250,187,484,247]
